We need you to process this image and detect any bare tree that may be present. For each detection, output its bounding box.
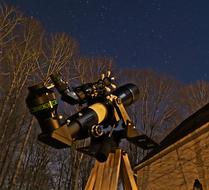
[0,13,44,188]
[0,4,79,189]
[41,33,78,83]
[70,56,113,84]
[179,80,209,115]
[0,3,22,48]
[118,69,183,165]
[0,17,43,139]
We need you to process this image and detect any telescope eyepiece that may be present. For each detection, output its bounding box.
[26,83,59,133]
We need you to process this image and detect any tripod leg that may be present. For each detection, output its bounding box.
[97,149,121,190]
[101,153,114,190]
[93,161,106,189]
[121,152,138,190]
[84,161,99,190]
[85,152,117,190]
[85,149,122,190]
[109,149,122,189]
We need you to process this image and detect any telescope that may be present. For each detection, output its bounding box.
[26,71,157,162]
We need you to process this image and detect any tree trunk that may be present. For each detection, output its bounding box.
[8,117,34,190]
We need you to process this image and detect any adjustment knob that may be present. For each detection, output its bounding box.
[91,125,103,137]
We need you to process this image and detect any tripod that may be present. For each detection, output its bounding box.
[85,149,138,190]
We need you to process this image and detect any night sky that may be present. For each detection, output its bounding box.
[6,0,209,83]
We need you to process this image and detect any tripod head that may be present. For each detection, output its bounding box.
[26,71,157,162]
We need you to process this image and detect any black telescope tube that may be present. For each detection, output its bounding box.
[67,107,99,139]
[64,84,139,140]
[65,102,108,140]
[113,83,139,107]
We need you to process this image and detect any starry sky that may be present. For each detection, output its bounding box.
[6,0,209,83]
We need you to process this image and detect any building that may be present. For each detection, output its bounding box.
[134,103,209,190]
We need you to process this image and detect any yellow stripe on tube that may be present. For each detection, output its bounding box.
[89,103,108,123]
